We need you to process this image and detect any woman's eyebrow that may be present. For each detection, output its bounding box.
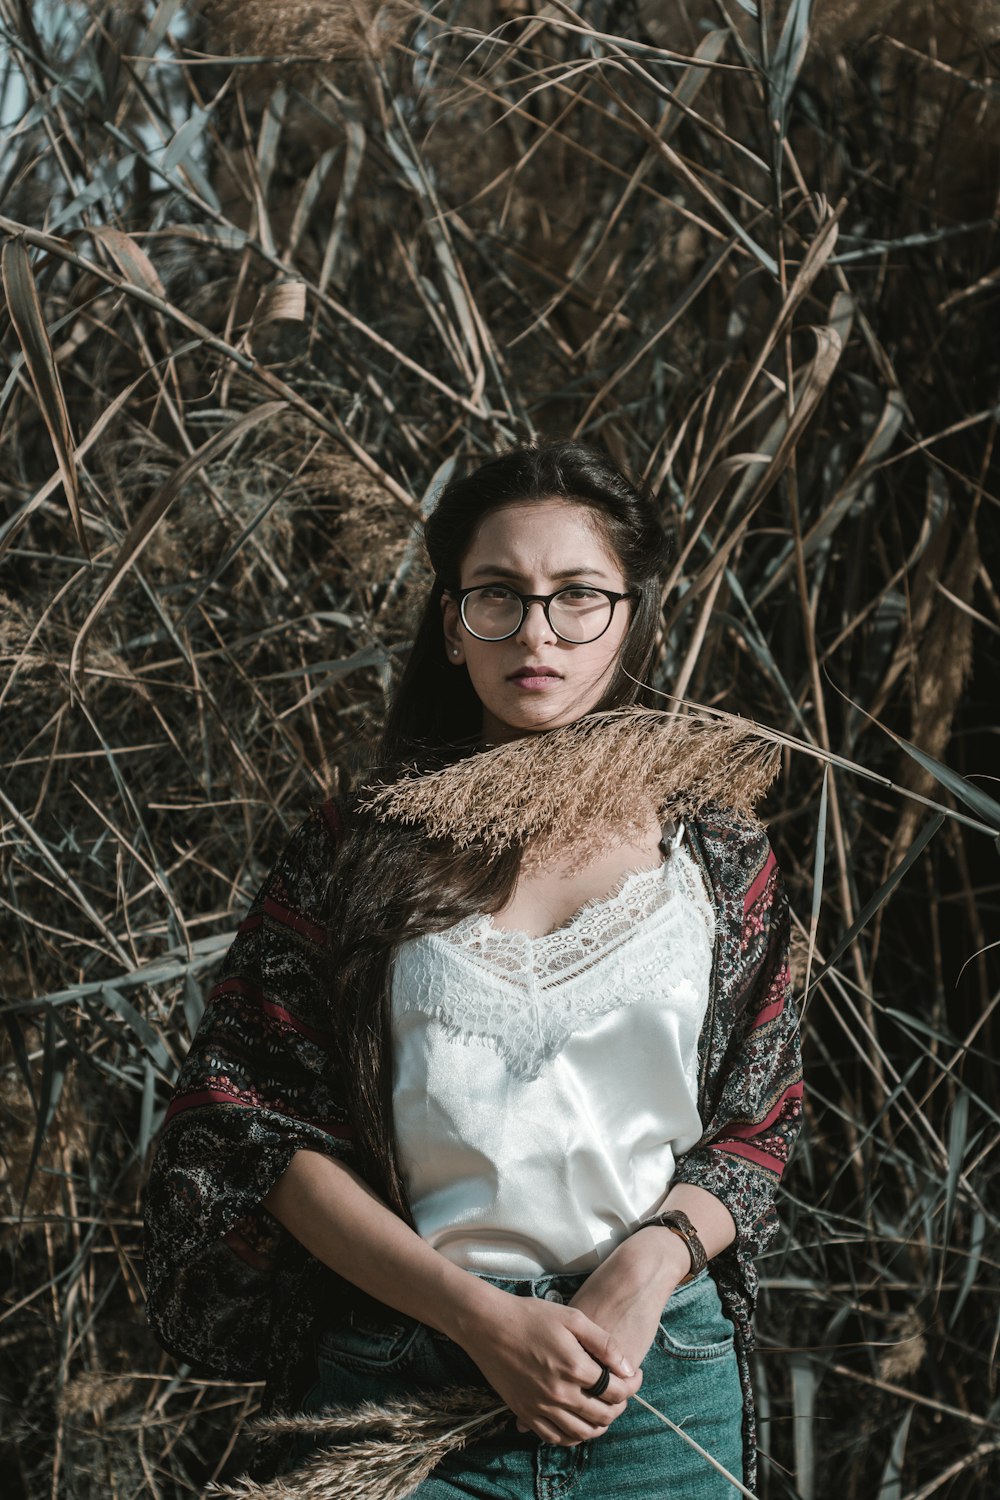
[467,564,610,581]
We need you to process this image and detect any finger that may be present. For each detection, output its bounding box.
[565,1310,634,1378]
[581,1360,612,1398]
[602,1368,643,1404]
[572,1348,639,1400]
[582,1395,628,1427]
[551,1416,608,1446]
[531,1417,584,1447]
[537,1403,610,1447]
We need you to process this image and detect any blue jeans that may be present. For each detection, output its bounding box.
[295,1267,745,1498]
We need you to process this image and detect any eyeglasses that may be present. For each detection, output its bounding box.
[448,585,639,644]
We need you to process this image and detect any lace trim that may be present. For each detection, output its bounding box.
[391,843,715,1081]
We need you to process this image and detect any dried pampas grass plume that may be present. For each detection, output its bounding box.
[200,1,410,65]
[358,707,781,868]
[207,1379,758,1499]
[206,1386,507,1499]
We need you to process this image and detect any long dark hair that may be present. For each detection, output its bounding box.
[324,440,674,1217]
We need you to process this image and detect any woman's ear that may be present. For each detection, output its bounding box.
[440,592,465,664]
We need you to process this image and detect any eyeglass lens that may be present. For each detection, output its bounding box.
[461,587,613,643]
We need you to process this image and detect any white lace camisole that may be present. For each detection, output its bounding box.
[389,832,716,1276]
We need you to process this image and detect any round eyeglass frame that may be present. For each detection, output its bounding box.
[447,584,640,644]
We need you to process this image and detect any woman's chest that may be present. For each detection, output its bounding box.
[491,809,670,938]
[390,839,717,1083]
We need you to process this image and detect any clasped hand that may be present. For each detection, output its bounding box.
[461,1293,640,1447]
[460,1239,685,1446]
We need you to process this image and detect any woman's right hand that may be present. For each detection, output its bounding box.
[455,1288,642,1446]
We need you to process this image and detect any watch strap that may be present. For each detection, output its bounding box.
[636,1208,708,1283]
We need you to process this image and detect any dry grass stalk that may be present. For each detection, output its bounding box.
[0,1067,89,1224]
[887,519,979,866]
[207,1387,508,1499]
[358,707,780,868]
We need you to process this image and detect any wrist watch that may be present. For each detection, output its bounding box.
[634,1208,708,1284]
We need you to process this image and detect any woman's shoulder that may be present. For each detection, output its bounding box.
[276,796,344,860]
[256,796,348,920]
[683,798,772,859]
[681,800,780,910]
[293,795,346,853]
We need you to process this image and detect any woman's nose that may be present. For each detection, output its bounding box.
[515,599,558,646]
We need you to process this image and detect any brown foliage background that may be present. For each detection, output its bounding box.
[1,1,998,1495]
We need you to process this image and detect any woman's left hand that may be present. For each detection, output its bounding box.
[514,1228,691,1435]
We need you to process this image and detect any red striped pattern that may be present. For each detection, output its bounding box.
[166,1086,354,1137]
[262,894,327,945]
[709,1139,784,1171]
[208,977,333,1044]
[743,847,776,917]
[753,989,789,1027]
[723,1079,804,1142]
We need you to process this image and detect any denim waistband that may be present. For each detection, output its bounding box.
[468,1265,711,1300]
[339,1265,712,1335]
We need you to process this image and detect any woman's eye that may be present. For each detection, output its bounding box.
[560,588,601,604]
[479,586,515,600]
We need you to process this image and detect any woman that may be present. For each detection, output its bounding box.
[144,440,802,1496]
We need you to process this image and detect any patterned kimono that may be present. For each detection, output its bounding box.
[143,796,802,1491]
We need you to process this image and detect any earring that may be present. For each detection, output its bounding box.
[451,647,460,657]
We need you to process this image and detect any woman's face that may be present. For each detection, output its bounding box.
[440,498,634,745]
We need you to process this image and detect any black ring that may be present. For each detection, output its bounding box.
[583,1363,611,1399]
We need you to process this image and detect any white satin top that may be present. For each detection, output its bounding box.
[389,834,716,1276]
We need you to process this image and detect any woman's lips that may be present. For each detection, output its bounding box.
[508,668,562,691]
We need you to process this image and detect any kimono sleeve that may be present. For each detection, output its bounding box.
[672,828,803,1268]
[142,799,356,1379]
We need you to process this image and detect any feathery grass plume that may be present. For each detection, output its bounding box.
[319,453,423,586]
[808,0,1000,48]
[207,1387,508,1500]
[0,1065,89,1223]
[878,1310,929,1383]
[215,1384,758,1499]
[254,1384,505,1441]
[357,707,781,868]
[56,1370,135,1420]
[200,0,411,64]
[0,591,48,679]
